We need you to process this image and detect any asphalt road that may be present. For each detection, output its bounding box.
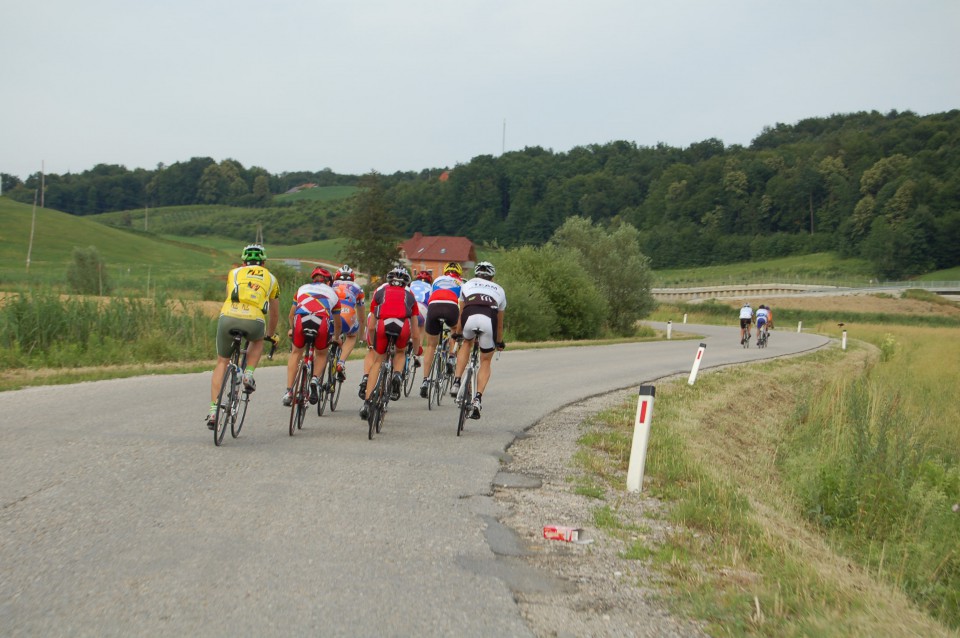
[0,323,829,637]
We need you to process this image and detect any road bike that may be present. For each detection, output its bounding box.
[367,333,399,440]
[756,324,769,348]
[426,321,455,410]
[741,329,751,348]
[288,327,318,436]
[214,330,275,446]
[454,332,483,437]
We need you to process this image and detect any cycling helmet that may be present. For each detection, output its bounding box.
[336,264,355,281]
[387,266,410,286]
[416,271,433,284]
[474,261,496,279]
[443,261,463,277]
[311,266,333,284]
[241,244,266,264]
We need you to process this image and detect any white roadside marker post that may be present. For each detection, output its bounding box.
[797,321,803,333]
[688,342,706,386]
[842,330,847,350]
[626,385,656,493]
[666,320,672,340]
[683,313,688,324]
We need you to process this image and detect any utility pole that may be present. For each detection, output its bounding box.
[26,190,38,272]
[502,118,506,155]
[40,160,45,208]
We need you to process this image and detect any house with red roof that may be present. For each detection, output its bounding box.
[399,233,476,278]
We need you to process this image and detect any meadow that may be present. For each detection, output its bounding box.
[578,298,960,635]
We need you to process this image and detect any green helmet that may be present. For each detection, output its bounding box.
[241,244,266,264]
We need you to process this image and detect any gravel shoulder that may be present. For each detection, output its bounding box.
[494,390,707,638]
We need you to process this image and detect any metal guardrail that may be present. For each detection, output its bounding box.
[652,281,960,302]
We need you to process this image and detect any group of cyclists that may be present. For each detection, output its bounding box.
[205,244,507,430]
[738,301,773,346]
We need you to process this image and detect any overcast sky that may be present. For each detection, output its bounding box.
[3,0,958,181]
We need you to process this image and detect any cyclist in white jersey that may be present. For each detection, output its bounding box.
[450,261,506,420]
[739,302,753,344]
[755,304,770,345]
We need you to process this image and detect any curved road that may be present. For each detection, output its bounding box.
[0,323,829,637]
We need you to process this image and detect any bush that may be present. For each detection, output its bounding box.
[66,246,113,295]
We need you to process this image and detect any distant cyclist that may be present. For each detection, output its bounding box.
[283,267,342,406]
[450,261,506,420]
[331,264,365,381]
[206,244,280,428]
[420,262,463,398]
[739,302,753,345]
[755,304,771,344]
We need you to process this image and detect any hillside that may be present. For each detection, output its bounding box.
[0,197,232,291]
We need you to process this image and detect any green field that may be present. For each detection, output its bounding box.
[653,252,877,287]
[273,185,359,203]
[0,197,232,294]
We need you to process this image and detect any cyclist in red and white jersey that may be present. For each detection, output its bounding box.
[358,266,421,420]
[331,264,365,381]
[419,261,464,398]
[450,261,506,420]
[283,267,341,406]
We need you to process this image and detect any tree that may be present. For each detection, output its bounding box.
[338,173,401,279]
[549,216,655,335]
[495,244,605,340]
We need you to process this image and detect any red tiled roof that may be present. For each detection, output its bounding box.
[399,233,475,262]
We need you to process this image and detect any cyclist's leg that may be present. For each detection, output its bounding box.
[471,311,497,395]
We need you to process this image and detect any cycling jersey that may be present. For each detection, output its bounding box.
[739,305,753,320]
[409,280,432,305]
[369,284,419,354]
[219,265,280,322]
[755,308,770,327]
[459,277,507,311]
[371,284,419,320]
[333,279,365,334]
[292,282,341,319]
[429,274,462,305]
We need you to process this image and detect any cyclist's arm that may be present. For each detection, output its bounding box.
[267,299,280,339]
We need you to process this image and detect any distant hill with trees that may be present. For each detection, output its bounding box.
[3,109,958,279]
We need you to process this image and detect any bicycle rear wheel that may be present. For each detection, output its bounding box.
[316,356,329,417]
[289,362,308,436]
[430,351,446,409]
[402,350,416,397]
[329,367,342,411]
[232,389,249,438]
[214,366,234,446]
[456,367,473,437]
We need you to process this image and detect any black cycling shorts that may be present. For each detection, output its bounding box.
[425,303,460,337]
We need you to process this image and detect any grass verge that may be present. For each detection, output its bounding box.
[574,338,959,636]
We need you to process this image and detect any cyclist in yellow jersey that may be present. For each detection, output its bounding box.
[206,244,280,428]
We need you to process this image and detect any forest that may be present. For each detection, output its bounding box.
[3,109,959,278]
